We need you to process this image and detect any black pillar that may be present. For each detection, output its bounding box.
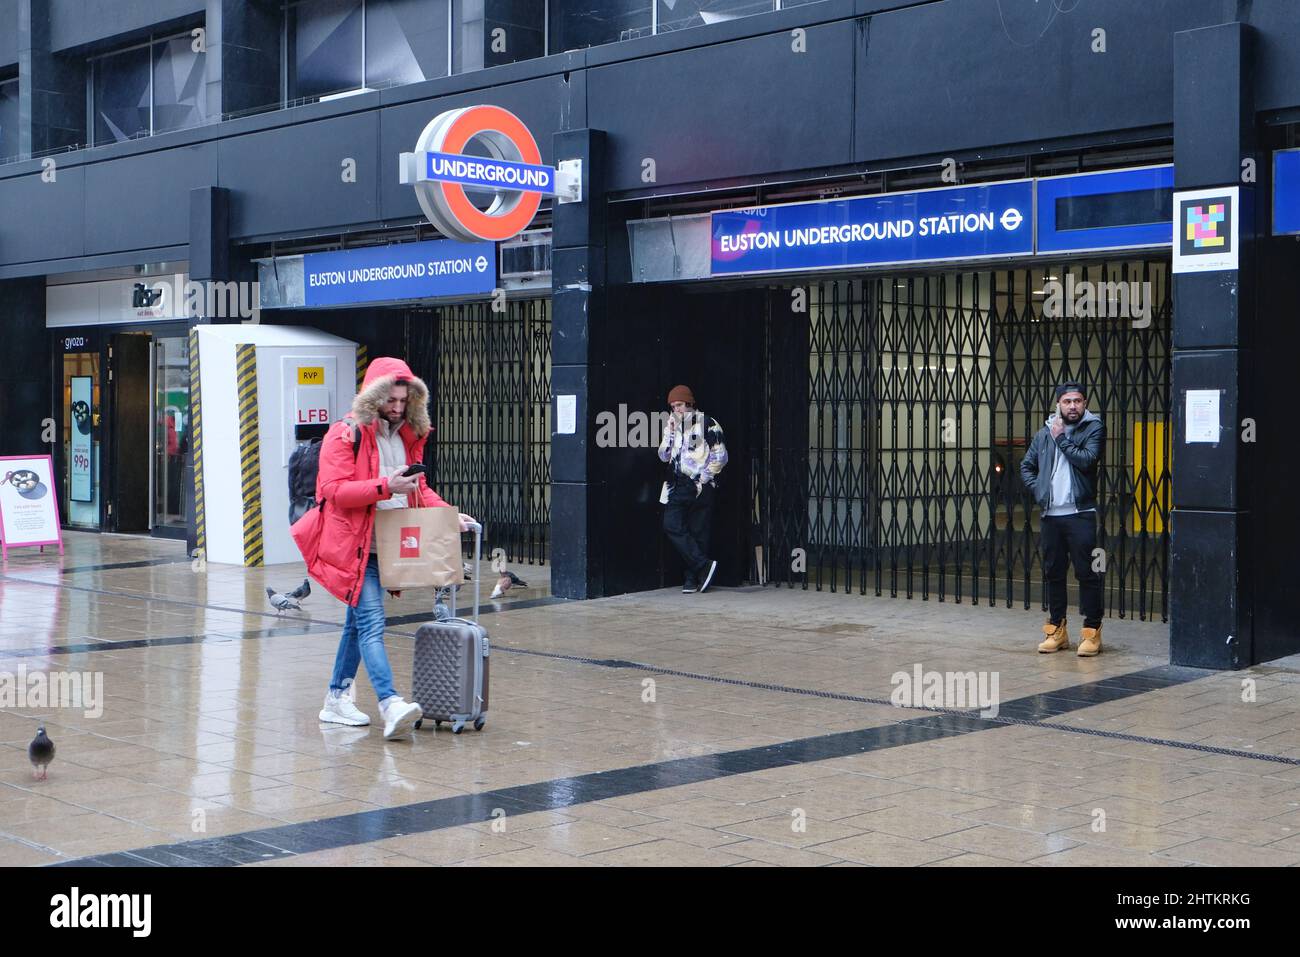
[18,0,84,158]
[185,186,233,555]
[1169,22,1256,668]
[0,277,51,458]
[550,128,606,599]
[206,0,280,119]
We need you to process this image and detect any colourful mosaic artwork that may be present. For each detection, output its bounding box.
[1186,203,1226,248]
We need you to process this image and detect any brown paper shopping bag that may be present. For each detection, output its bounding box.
[374,507,464,590]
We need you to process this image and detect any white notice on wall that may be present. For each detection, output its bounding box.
[557,395,576,435]
[1186,390,1220,443]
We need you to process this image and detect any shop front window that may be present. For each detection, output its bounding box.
[153,337,191,530]
[655,0,776,34]
[0,77,18,161]
[367,0,452,87]
[288,0,364,101]
[152,35,209,135]
[549,0,652,51]
[62,352,102,529]
[91,32,208,145]
[452,0,543,74]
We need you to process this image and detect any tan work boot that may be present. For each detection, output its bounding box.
[1038,619,1069,653]
[1078,624,1103,657]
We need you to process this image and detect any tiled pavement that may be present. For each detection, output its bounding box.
[1,532,1299,867]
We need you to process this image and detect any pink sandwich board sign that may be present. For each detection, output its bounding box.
[0,455,65,561]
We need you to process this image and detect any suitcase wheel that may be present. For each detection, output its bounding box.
[414,719,422,730]
[434,719,443,728]
[473,717,485,731]
[452,722,465,734]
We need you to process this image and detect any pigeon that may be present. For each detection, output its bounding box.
[490,570,528,600]
[266,587,302,614]
[288,579,311,601]
[28,726,54,781]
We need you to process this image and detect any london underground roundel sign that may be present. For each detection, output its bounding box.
[399,105,556,243]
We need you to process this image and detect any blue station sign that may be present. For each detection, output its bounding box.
[1274,149,1300,236]
[711,181,1034,276]
[304,238,496,307]
[416,152,556,194]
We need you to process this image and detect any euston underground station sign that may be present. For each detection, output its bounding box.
[711,181,1034,276]
[304,238,495,307]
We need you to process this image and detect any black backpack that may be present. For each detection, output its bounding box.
[288,420,360,525]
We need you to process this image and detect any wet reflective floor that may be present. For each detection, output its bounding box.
[2,532,1299,867]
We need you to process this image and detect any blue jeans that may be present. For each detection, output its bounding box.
[329,556,396,702]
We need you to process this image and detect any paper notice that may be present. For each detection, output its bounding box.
[557,394,576,435]
[1186,390,1220,443]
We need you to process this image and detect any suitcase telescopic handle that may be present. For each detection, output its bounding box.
[467,520,482,621]
[448,520,483,622]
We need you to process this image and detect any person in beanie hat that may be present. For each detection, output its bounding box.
[1019,381,1105,655]
[658,385,728,593]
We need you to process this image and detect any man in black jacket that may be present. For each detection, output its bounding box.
[1020,382,1105,656]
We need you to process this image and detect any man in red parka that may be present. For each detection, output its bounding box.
[294,357,473,740]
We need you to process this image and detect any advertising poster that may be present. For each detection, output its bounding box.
[0,455,64,559]
[70,376,93,502]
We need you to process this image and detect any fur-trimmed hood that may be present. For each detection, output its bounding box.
[351,357,431,437]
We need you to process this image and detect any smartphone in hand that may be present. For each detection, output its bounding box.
[401,463,427,477]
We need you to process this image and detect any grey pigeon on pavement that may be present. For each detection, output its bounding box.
[490,569,528,600]
[28,726,54,780]
[266,587,302,614]
[288,579,311,600]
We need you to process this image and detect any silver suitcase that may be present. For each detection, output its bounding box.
[412,522,489,734]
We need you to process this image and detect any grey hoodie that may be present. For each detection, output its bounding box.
[1046,413,1083,515]
[1020,409,1104,514]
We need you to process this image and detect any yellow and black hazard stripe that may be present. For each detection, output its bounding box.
[236,343,264,566]
[188,327,205,555]
[356,343,368,392]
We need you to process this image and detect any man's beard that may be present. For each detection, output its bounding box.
[1061,409,1083,423]
[382,410,404,425]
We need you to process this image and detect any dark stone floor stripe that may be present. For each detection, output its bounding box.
[0,623,343,660]
[2,556,192,575]
[4,574,1281,770]
[47,667,1208,868]
[482,648,1300,766]
[0,578,561,660]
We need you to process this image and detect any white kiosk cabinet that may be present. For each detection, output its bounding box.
[197,325,357,565]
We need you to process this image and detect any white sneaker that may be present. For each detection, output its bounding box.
[379,695,423,740]
[319,680,370,727]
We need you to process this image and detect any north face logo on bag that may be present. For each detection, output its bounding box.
[400,528,421,557]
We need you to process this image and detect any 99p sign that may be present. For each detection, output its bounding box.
[70,377,93,502]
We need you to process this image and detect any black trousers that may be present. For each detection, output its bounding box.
[1040,511,1103,628]
[663,478,715,578]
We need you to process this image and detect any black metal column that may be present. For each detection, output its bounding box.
[205,0,281,119]
[184,186,231,556]
[550,128,606,599]
[1169,22,1256,668]
[17,0,84,158]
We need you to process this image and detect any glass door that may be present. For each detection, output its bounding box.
[62,350,102,529]
[152,336,190,532]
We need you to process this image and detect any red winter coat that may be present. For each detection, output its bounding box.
[291,357,450,605]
